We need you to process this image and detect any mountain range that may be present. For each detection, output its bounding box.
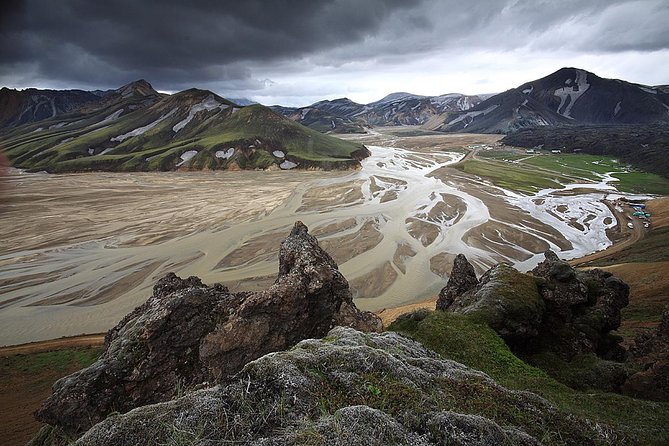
[2,67,668,173]
[272,92,487,133]
[272,68,669,134]
[0,81,366,173]
[429,67,669,133]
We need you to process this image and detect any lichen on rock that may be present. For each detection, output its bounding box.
[71,327,601,446]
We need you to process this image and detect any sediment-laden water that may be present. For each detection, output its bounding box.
[0,130,643,344]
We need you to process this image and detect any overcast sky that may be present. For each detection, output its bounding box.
[1,0,668,106]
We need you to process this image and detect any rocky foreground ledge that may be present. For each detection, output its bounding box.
[33,222,381,440]
[29,224,666,445]
[64,327,603,446]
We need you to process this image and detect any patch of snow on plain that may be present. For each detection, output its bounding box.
[553,69,590,118]
[614,101,622,116]
[215,148,235,159]
[280,160,298,169]
[273,150,285,158]
[99,147,115,155]
[32,127,43,133]
[111,108,177,142]
[87,148,95,155]
[331,120,336,129]
[48,122,67,130]
[176,150,198,167]
[173,96,228,133]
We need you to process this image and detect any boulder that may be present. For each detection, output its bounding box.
[531,252,629,359]
[68,327,603,446]
[458,264,543,343]
[35,221,381,436]
[436,256,545,345]
[436,254,479,310]
[437,251,630,360]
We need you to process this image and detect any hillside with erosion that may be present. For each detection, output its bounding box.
[2,219,667,446]
[0,82,368,173]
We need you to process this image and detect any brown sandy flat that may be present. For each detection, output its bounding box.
[376,297,437,327]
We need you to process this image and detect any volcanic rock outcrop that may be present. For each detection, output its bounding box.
[35,221,381,436]
[68,327,604,446]
[623,304,669,401]
[436,251,629,360]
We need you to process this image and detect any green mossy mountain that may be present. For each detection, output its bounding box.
[0,82,367,172]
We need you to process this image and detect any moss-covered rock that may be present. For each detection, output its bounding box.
[440,262,545,345]
[71,327,605,446]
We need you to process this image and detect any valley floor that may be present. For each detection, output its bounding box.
[0,126,663,345]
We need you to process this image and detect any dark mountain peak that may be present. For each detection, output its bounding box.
[115,79,159,98]
[370,92,426,105]
[313,97,361,107]
[436,67,669,133]
[167,88,234,107]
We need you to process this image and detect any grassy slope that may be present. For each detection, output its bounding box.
[1,102,364,172]
[0,347,102,446]
[389,310,669,445]
[584,197,669,338]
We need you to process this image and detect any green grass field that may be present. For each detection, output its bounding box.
[460,150,669,195]
[454,159,567,193]
[1,348,102,375]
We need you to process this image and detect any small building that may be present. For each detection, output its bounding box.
[551,149,561,154]
[525,149,535,154]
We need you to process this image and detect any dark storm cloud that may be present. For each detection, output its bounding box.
[0,0,422,88]
[0,0,667,97]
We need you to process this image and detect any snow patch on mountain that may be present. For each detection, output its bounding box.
[100,109,124,125]
[554,69,590,118]
[215,148,235,159]
[447,104,499,126]
[176,150,198,167]
[638,86,657,94]
[173,96,228,133]
[111,108,177,142]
